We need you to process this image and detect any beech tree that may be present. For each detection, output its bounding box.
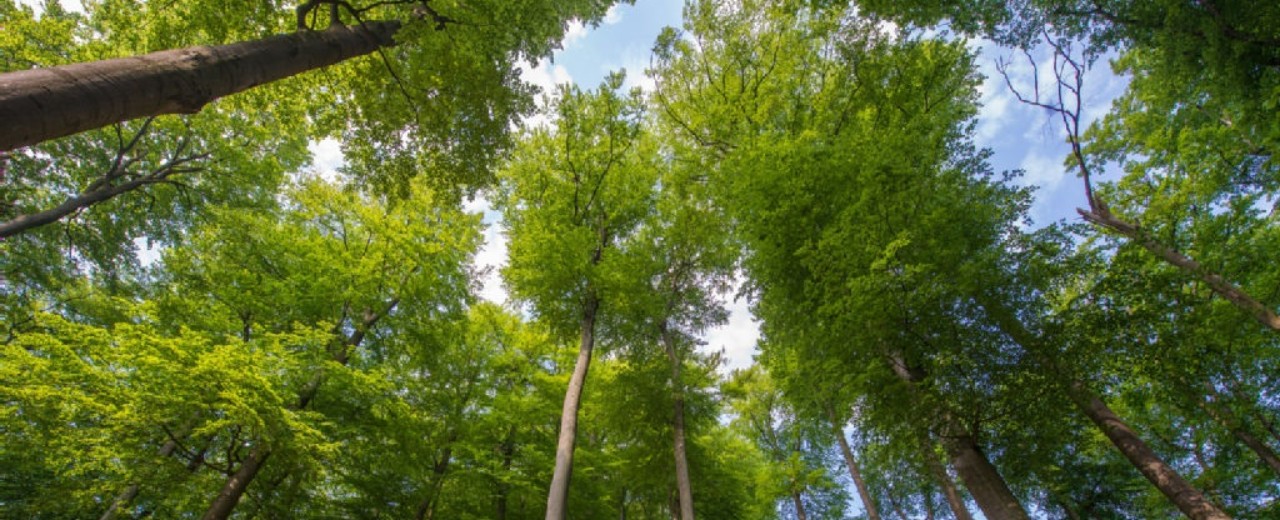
[497,74,654,520]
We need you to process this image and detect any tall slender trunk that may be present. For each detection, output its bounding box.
[200,301,395,520]
[978,298,1231,520]
[100,416,208,520]
[496,426,515,520]
[200,446,270,520]
[917,434,973,520]
[415,443,455,520]
[1068,383,1231,520]
[886,352,1023,519]
[545,294,600,520]
[791,491,808,520]
[825,405,881,520]
[886,493,910,520]
[1199,388,1280,476]
[99,438,180,520]
[661,325,696,520]
[1079,206,1280,332]
[940,432,1028,520]
[0,22,401,151]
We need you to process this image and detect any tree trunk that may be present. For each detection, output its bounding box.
[415,443,455,520]
[0,21,400,151]
[496,426,516,520]
[885,352,1015,520]
[1199,391,1280,476]
[545,294,600,520]
[200,446,270,520]
[791,491,808,520]
[1068,383,1232,520]
[977,297,1231,520]
[99,438,179,520]
[825,405,881,520]
[661,325,696,520]
[941,432,1029,520]
[199,302,394,520]
[916,434,973,520]
[1079,207,1280,331]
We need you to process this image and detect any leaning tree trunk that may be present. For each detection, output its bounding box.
[200,446,270,520]
[825,405,882,520]
[0,21,400,151]
[1199,386,1280,477]
[661,324,696,520]
[791,491,809,520]
[978,297,1231,520]
[1079,206,1280,332]
[940,432,1029,520]
[545,294,600,520]
[1068,384,1232,520]
[916,434,973,520]
[886,352,1027,519]
[199,302,394,520]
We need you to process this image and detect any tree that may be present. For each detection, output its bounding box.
[0,0,622,153]
[497,73,654,520]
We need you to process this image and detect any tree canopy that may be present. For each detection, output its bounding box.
[3,0,1279,518]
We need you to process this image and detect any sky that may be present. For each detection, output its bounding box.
[464,0,1129,377]
[21,0,1130,516]
[20,0,1127,376]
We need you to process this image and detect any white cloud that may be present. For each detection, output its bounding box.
[464,194,510,305]
[562,20,590,48]
[701,277,761,375]
[1019,149,1066,191]
[605,46,658,94]
[518,59,573,129]
[307,138,345,181]
[603,5,623,25]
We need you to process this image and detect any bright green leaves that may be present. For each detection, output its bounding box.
[499,75,653,338]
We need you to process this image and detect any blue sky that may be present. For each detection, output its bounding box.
[505,0,1129,376]
[20,0,1128,516]
[20,0,1127,377]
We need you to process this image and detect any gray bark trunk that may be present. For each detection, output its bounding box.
[917,434,973,520]
[886,352,1021,519]
[1080,207,1280,331]
[199,446,270,520]
[545,294,599,520]
[826,406,881,520]
[941,433,1029,520]
[1068,383,1232,520]
[791,491,808,520]
[0,22,400,151]
[661,325,696,520]
[979,297,1231,520]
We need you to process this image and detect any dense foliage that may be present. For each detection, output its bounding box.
[2,0,1278,518]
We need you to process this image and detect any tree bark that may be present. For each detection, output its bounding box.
[1198,389,1280,476]
[199,446,270,520]
[496,426,516,520]
[415,443,455,520]
[940,432,1029,520]
[661,325,696,520]
[978,297,1231,520]
[0,21,400,151]
[545,294,600,520]
[199,301,395,520]
[791,491,808,520]
[915,433,973,520]
[886,352,1019,520]
[825,405,881,520]
[1068,383,1231,520]
[1079,207,1280,332]
[99,438,180,520]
